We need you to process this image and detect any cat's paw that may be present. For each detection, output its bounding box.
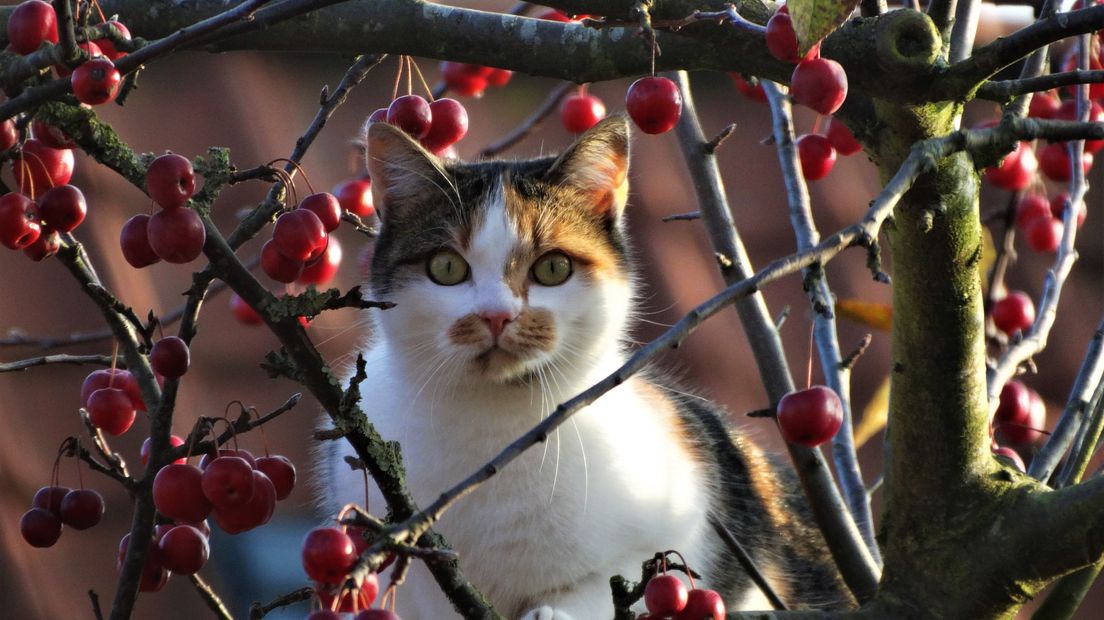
[519,606,576,620]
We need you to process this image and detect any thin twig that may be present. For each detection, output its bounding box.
[948,0,982,63]
[172,394,302,463]
[249,587,314,620]
[78,412,133,487]
[188,574,233,620]
[479,82,574,157]
[89,590,104,620]
[761,79,882,567]
[1030,316,1104,482]
[710,516,789,610]
[0,353,113,373]
[661,211,702,222]
[704,122,738,153]
[841,334,874,371]
[979,70,1104,101]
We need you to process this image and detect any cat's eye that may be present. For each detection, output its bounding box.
[427,250,469,286]
[531,252,572,286]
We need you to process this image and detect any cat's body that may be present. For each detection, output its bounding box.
[320,118,846,618]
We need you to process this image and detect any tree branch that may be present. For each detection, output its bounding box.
[187,574,233,620]
[978,70,1104,101]
[479,82,574,157]
[0,353,113,373]
[761,79,881,567]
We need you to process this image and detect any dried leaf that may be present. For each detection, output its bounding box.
[979,227,996,295]
[853,376,890,448]
[787,0,861,54]
[836,298,893,331]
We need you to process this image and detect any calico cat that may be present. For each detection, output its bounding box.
[320,117,847,619]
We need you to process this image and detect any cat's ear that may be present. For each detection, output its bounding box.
[546,116,630,218]
[365,121,448,220]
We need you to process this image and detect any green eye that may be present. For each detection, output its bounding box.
[427,250,469,286]
[531,252,573,286]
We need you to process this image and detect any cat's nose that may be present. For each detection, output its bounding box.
[480,310,515,339]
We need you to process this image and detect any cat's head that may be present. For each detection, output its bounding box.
[364,117,634,388]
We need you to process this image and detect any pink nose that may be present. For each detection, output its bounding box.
[481,311,515,339]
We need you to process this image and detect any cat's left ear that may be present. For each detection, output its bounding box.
[546,116,630,218]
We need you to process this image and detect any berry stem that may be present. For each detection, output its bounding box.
[267,158,316,195]
[410,58,434,102]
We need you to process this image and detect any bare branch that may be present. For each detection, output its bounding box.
[0,354,113,373]
[979,70,1104,101]
[710,516,788,610]
[187,574,233,620]
[761,79,881,567]
[479,82,574,157]
[249,587,314,620]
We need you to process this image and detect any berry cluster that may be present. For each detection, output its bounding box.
[369,93,469,158]
[440,61,513,98]
[21,484,105,548]
[776,385,844,448]
[302,521,401,618]
[122,154,204,266]
[8,1,128,105]
[82,367,147,436]
[766,7,848,117]
[638,558,724,620]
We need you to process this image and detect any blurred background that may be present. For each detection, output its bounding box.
[0,1,1101,618]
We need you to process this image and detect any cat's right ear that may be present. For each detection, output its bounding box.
[365,121,448,221]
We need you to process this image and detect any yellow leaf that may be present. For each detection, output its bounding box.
[980,227,996,295]
[835,298,893,332]
[854,376,890,449]
[787,0,861,54]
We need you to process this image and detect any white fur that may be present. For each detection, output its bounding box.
[323,181,730,618]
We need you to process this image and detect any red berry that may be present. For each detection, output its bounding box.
[150,336,190,378]
[31,120,75,149]
[299,192,342,232]
[560,93,607,133]
[790,57,848,115]
[1024,216,1063,253]
[0,192,42,250]
[487,68,513,86]
[59,488,104,530]
[256,455,297,501]
[23,227,60,261]
[211,469,275,534]
[626,76,683,135]
[422,98,469,153]
[644,574,689,615]
[94,20,132,61]
[0,119,18,151]
[141,434,187,466]
[995,381,1034,444]
[158,525,209,575]
[367,107,389,124]
[7,1,58,55]
[983,141,1037,191]
[302,527,357,584]
[776,385,844,447]
[21,507,62,547]
[229,293,263,325]
[54,40,103,77]
[825,117,862,156]
[730,74,767,102]
[273,209,327,261]
[33,485,70,515]
[387,95,433,139]
[796,134,837,181]
[201,456,255,509]
[1061,45,1104,100]
[298,234,342,286]
[13,139,74,195]
[147,207,206,263]
[39,184,86,232]
[1049,192,1087,228]
[120,214,162,268]
[674,588,725,619]
[261,238,305,283]
[80,368,143,411]
[766,10,800,63]
[993,446,1026,471]
[87,387,137,436]
[538,9,573,21]
[146,153,196,209]
[1028,91,1061,119]
[334,177,375,218]
[153,463,212,523]
[440,61,490,97]
[71,57,121,105]
[1014,195,1052,231]
[991,291,1035,335]
[1000,388,1046,445]
[1038,142,1094,182]
[117,533,170,592]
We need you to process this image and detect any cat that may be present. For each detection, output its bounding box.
[319,116,848,619]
